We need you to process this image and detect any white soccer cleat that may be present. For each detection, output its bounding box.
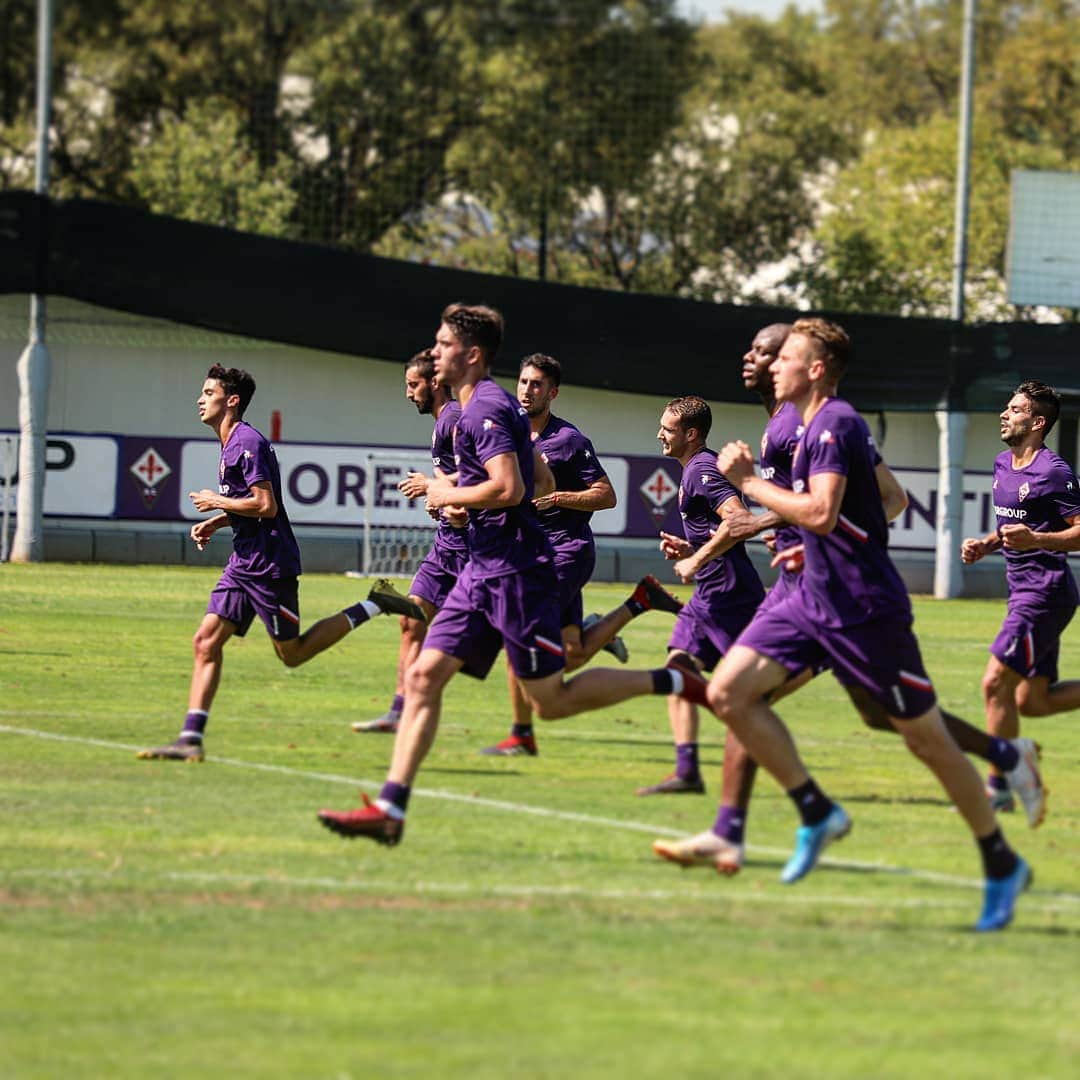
[652,830,744,876]
[1005,737,1047,829]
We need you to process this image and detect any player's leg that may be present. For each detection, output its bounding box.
[637,649,706,796]
[1015,673,1080,716]
[980,653,1025,809]
[353,598,435,733]
[709,639,851,884]
[481,658,540,757]
[274,579,425,669]
[137,581,246,761]
[888,705,1031,930]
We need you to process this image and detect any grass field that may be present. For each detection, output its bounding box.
[2,563,1078,1078]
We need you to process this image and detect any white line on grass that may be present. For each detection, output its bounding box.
[3,722,1078,906]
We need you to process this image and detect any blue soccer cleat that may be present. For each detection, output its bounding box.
[780,804,852,884]
[975,857,1032,932]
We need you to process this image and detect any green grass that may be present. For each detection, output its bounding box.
[1,563,1078,1078]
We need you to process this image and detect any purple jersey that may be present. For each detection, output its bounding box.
[679,446,765,607]
[453,377,550,576]
[535,413,608,554]
[791,398,906,628]
[760,402,804,561]
[431,400,468,555]
[218,421,301,580]
[992,446,1080,607]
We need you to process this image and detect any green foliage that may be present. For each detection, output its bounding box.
[129,100,297,233]
[1,564,1078,1076]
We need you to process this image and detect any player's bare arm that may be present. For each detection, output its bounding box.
[188,479,277,519]
[659,530,692,561]
[961,531,1003,563]
[1000,512,1080,553]
[533,448,556,499]
[875,461,909,522]
[719,440,846,535]
[534,476,615,514]
[427,451,524,511]
[673,496,750,583]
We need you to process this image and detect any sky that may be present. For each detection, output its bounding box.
[676,0,821,22]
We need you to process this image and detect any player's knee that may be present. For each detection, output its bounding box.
[1014,684,1048,717]
[403,661,440,701]
[707,678,738,721]
[277,645,303,668]
[563,642,585,673]
[192,629,222,665]
[530,693,565,721]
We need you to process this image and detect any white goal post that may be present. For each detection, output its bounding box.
[359,448,439,578]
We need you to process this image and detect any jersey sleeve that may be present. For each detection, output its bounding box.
[468,403,519,466]
[571,433,608,487]
[692,456,740,515]
[1048,460,1080,521]
[807,412,860,479]
[240,441,273,487]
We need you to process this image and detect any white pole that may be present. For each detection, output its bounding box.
[934,0,977,599]
[1,435,15,562]
[11,0,54,563]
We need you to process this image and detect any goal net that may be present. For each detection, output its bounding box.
[359,448,439,578]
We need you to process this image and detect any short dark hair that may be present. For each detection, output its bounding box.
[665,395,712,441]
[1016,380,1061,436]
[791,317,851,380]
[520,353,561,387]
[441,303,504,365]
[207,363,256,417]
[406,348,435,381]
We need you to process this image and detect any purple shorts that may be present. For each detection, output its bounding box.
[410,540,470,611]
[736,592,936,720]
[553,543,596,630]
[667,592,759,673]
[208,564,300,641]
[991,598,1076,680]
[424,560,566,680]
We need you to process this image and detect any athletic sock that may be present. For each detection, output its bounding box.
[977,827,1019,880]
[511,723,534,739]
[987,739,1020,772]
[786,778,833,826]
[376,781,410,818]
[180,709,208,743]
[712,804,746,845]
[986,772,1010,792]
[342,599,381,629]
[625,597,646,617]
[652,669,680,695]
[390,693,405,714]
[675,742,699,781]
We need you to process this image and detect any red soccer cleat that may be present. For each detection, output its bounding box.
[317,793,404,846]
[479,733,539,757]
[666,654,710,707]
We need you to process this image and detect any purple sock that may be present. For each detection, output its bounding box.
[181,710,208,742]
[379,781,410,813]
[341,600,372,628]
[390,694,405,714]
[987,773,1009,792]
[712,804,746,844]
[986,739,1019,772]
[675,742,699,781]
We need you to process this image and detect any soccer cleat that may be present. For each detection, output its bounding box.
[780,803,852,884]
[317,793,404,846]
[582,613,630,664]
[352,710,401,734]
[630,574,684,615]
[367,579,427,622]
[652,830,744,876]
[135,739,205,762]
[666,654,710,707]
[987,784,1016,814]
[480,733,538,757]
[975,857,1032,932]
[1004,738,1046,829]
[636,773,706,796]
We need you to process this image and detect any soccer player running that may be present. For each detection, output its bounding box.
[316,303,701,845]
[138,364,423,762]
[636,396,765,800]
[962,380,1080,815]
[482,352,684,757]
[354,349,469,735]
[678,318,1031,931]
[655,325,1046,872]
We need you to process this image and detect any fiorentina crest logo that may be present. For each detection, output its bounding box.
[130,446,173,509]
[640,467,678,525]
[1018,482,1030,502]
